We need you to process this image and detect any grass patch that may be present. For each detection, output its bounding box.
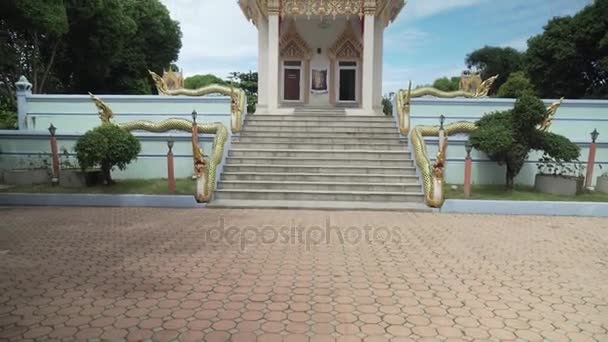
[445,184,608,202]
[0,178,196,195]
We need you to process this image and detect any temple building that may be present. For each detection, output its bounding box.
[239,0,406,115]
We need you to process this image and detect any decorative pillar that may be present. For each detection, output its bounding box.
[267,3,280,113]
[15,76,32,130]
[329,57,335,105]
[167,138,175,193]
[304,59,311,104]
[48,124,60,185]
[191,110,198,179]
[585,129,599,188]
[257,14,269,110]
[361,3,376,114]
[464,141,473,198]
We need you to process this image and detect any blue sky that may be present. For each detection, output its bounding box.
[161,0,592,93]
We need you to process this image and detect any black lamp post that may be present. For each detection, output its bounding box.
[591,129,599,143]
[167,137,174,154]
[191,110,198,124]
[465,141,473,159]
[439,115,445,130]
[48,123,57,136]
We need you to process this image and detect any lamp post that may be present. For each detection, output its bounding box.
[464,141,473,198]
[585,129,599,188]
[167,138,175,193]
[48,124,60,185]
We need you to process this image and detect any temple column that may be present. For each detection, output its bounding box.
[256,14,268,111]
[361,7,376,114]
[267,7,280,112]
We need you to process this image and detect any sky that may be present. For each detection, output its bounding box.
[160,0,593,93]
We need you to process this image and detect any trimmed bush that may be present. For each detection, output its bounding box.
[469,93,580,189]
[74,124,141,184]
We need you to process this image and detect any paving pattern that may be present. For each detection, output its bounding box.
[0,207,607,341]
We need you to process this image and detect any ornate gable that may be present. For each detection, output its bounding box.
[329,22,363,59]
[280,21,312,59]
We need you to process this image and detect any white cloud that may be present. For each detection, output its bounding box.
[160,0,257,77]
[404,0,489,19]
[500,36,529,51]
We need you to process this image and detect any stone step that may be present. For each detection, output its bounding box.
[225,157,413,166]
[221,172,418,183]
[238,131,401,138]
[242,126,397,133]
[214,189,424,202]
[230,142,407,151]
[228,149,411,159]
[223,164,417,175]
[232,136,407,144]
[207,200,432,211]
[217,180,422,192]
[247,115,393,122]
[244,120,396,128]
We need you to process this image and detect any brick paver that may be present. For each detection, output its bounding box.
[0,207,607,341]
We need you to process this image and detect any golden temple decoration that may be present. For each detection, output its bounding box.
[539,97,564,132]
[459,71,482,94]
[239,0,405,23]
[395,75,498,134]
[88,94,228,203]
[148,70,247,133]
[280,20,313,58]
[411,98,564,208]
[89,93,114,124]
[329,21,363,59]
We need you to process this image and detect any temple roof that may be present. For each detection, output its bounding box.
[239,0,406,26]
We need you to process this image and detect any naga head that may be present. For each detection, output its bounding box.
[192,140,206,178]
[474,75,499,97]
[539,97,564,132]
[149,70,169,95]
[89,93,114,124]
[432,138,448,179]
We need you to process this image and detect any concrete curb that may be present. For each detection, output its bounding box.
[0,193,206,208]
[441,199,608,217]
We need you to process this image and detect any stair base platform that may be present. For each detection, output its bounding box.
[208,199,433,212]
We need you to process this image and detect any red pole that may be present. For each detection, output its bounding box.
[585,129,599,189]
[191,110,198,178]
[167,139,175,194]
[464,143,473,198]
[48,124,59,185]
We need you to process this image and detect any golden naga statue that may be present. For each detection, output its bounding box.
[148,70,247,133]
[89,94,228,203]
[411,98,565,208]
[395,75,499,134]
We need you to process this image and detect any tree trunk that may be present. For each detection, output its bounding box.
[101,161,113,185]
[39,41,59,93]
[505,166,515,190]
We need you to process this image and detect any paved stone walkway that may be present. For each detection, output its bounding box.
[0,207,607,341]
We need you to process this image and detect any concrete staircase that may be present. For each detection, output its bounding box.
[209,108,428,210]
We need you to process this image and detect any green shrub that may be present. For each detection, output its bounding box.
[0,100,17,129]
[497,71,536,98]
[74,124,141,184]
[469,93,580,189]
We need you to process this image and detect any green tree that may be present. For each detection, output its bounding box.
[466,46,525,93]
[74,124,141,185]
[432,76,460,92]
[0,0,182,96]
[184,74,226,89]
[497,71,536,98]
[231,71,258,113]
[469,93,579,189]
[526,0,608,98]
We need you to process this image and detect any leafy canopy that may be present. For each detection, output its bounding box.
[469,93,580,188]
[497,72,535,98]
[75,124,141,184]
[466,46,525,94]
